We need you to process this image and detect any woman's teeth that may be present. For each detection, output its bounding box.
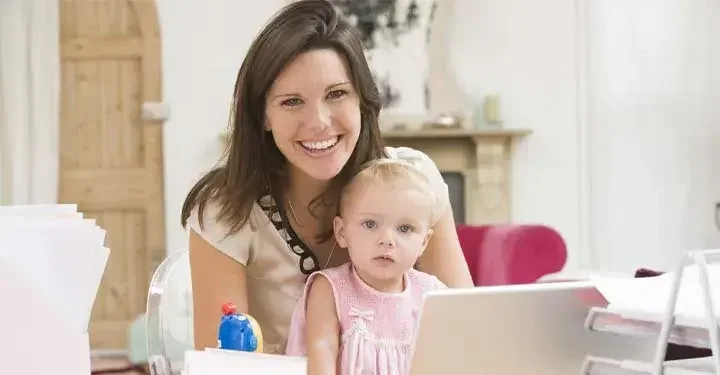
[300,136,339,151]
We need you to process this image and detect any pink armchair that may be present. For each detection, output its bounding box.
[456,224,567,286]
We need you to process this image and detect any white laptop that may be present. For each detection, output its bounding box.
[409,281,657,375]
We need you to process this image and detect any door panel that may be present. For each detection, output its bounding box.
[59,0,165,349]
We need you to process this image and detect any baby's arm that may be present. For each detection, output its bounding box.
[305,275,340,375]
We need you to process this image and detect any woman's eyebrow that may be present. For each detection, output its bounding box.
[270,91,299,100]
[326,81,351,90]
[270,81,352,100]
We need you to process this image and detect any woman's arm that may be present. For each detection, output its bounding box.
[305,276,340,375]
[417,209,474,288]
[189,229,249,350]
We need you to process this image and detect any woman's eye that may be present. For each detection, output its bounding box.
[362,220,376,229]
[281,98,302,107]
[398,224,413,233]
[327,89,347,100]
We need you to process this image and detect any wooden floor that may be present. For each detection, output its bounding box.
[91,355,147,375]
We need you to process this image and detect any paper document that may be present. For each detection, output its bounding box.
[592,260,720,320]
[0,204,110,375]
[0,260,92,375]
[184,349,307,375]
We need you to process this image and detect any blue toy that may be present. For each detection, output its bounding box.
[217,302,263,352]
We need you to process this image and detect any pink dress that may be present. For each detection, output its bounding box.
[285,262,446,374]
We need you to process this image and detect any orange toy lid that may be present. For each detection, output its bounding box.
[221,302,237,315]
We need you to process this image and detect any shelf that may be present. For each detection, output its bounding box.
[582,249,720,375]
[381,128,532,139]
[584,356,713,375]
[585,306,713,349]
[218,128,532,144]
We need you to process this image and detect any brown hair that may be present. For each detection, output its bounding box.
[180,0,386,237]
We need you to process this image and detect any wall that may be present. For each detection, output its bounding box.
[156,0,285,254]
[444,0,585,273]
[156,0,720,275]
[584,0,720,273]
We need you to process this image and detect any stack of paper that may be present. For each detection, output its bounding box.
[592,262,720,320]
[184,348,307,375]
[0,204,110,375]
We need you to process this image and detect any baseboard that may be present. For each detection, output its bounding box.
[90,349,128,358]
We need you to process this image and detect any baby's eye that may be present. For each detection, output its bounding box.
[281,97,302,107]
[398,224,413,233]
[326,89,347,100]
[361,220,376,229]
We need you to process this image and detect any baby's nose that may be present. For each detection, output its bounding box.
[378,231,396,247]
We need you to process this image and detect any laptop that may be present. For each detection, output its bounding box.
[409,281,657,375]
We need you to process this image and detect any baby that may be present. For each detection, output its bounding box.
[285,159,447,374]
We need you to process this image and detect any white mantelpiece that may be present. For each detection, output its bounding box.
[382,128,531,225]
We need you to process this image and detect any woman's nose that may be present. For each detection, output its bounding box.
[306,102,331,131]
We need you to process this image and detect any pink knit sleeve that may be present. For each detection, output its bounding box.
[432,276,448,290]
[284,301,307,356]
[410,269,447,293]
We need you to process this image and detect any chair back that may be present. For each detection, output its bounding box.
[146,249,194,375]
[456,224,567,286]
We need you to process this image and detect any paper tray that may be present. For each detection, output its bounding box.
[584,356,714,375]
[585,307,713,349]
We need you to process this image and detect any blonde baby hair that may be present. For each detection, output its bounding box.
[338,159,437,223]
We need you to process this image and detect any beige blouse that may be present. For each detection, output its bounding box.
[186,146,450,354]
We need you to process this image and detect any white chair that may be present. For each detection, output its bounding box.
[146,249,194,375]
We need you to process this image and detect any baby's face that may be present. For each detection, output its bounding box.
[334,180,433,284]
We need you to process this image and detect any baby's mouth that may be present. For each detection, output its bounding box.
[373,254,394,263]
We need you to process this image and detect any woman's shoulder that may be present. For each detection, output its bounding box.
[186,199,268,266]
[384,146,433,164]
[383,146,443,182]
[186,199,265,237]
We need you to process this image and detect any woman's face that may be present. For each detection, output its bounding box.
[265,49,362,182]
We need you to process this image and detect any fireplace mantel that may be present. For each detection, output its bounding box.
[219,128,530,225]
[382,128,530,140]
[382,128,531,225]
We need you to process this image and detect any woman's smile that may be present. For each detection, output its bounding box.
[298,135,343,155]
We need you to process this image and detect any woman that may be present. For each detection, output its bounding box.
[180,0,473,354]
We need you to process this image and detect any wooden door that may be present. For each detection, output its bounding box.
[58,0,166,349]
